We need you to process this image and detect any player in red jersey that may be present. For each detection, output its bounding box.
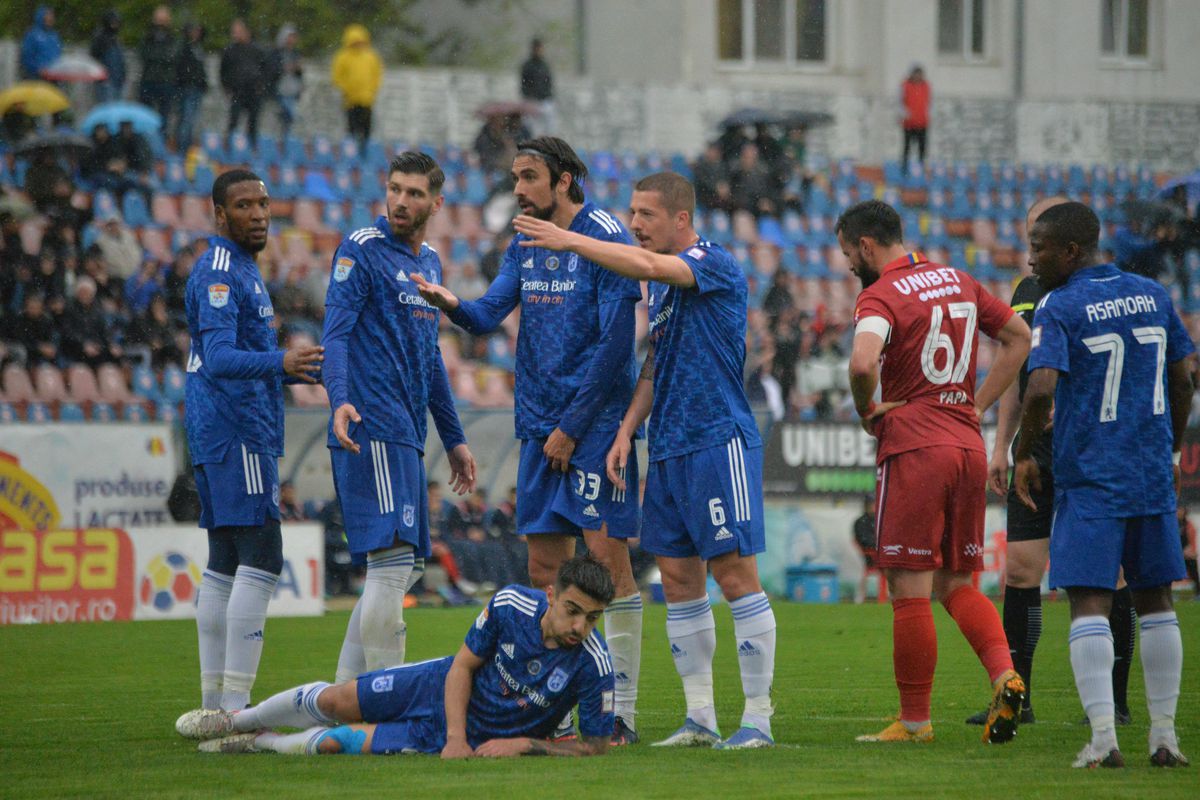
[839,200,1032,745]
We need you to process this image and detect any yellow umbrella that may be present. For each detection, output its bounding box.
[0,81,71,116]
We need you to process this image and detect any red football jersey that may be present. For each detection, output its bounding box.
[853,252,1013,463]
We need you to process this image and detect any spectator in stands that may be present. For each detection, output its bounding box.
[519,37,555,136]
[331,24,383,149]
[692,143,733,213]
[116,121,153,178]
[95,210,143,280]
[1,107,36,146]
[126,292,180,368]
[138,6,176,125]
[5,293,59,366]
[163,243,196,318]
[82,123,152,207]
[474,113,525,176]
[278,480,306,522]
[20,6,62,81]
[761,269,793,323]
[30,248,66,300]
[730,143,778,218]
[63,276,122,366]
[124,255,164,316]
[173,23,209,155]
[221,19,268,148]
[81,244,124,310]
[488,485,528,585]
[900,64,930,166]
[90,10,126,104]
[23,150,70,214]
[480,231,512,282]
[771,305,803,406]
[0,211,32,311]
[268,24,304,141]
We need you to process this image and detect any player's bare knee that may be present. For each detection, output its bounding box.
[320,682,362,722]
[1132,585,1174,616]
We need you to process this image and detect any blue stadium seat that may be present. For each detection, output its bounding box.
[283,135,307,165]
[880,186,903,209]
[804,246,830,278]
[757,216,786,248]
[833,187,854,215]
[1066,164,1087,194]
[708,211,732,240]
[323,202,347,232]
[161,364,185,405]
[807,186,832,216]
[902,160,927,190]
[781,211,806,246]
[996,162,1018,192]
[949,188,972,219]
[226,132,253,164]
[91,402,116,421]
[122,192,152,228]
[590,151,618,181]
[255,134,281,165]
[996,218,1021,249]
[463,169,489,206]
[200,130,226,163]
[26,402,51,422]
[162,157,189,194]
[191,163,215,196]
[93,190,119,220]
[974,192,997,221]
[364,140,388,168]
[132,365,161,402]
[975,162,996,191]
[780,246,801,274]
[924,216,951,250]
[124,403,149,422]
[275,164,301,200]
[882,160,904,187]
[339,137,362,163]
[302,171,338,202]
[348,201,374,231]
[311,135,336,168]
[1043,164,1065,194]
[59,402,85,422]
[0,402,16,422]
[156,402,179,422]
[995,191,1021,223]
[81,223,100,250]
[450,238,472,263]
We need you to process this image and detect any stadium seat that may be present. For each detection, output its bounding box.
[26,402,51,422]
[311,135,335,168]
[59,402,85,422]
[256,134,281,165]
[161,364,185,405]
[180,195,212,231]
[33,365,68,404]
[1,364,36,404]
[226,132,253,164]
[92,190,119,220]
[0,402,18,422]
[124,403,149,422]
[323,202,347,233]
[155,401,179,422]
[191,163,215,196]
[139,227,171,262]
[283,135,307,165]
[463,169,489,206]
[131,365,161,402]
[161,158,189,194]
[97,364,136,404]
[122,192,152,228]
[151,193,181,228]
[348,201,374,231]
[66,364,102,405]
[364,140,388,167]
[200,130,225,163]
[91,402,116,421]
[757,216,786,247]
[301,171,338,203]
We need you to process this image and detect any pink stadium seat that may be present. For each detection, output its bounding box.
[732,210,759,244]
[33,365,68,404]
[291,200,326,233]
[180,195,212,231]
[453,367,481,406]
[426,205,453,240]
[476,369,513,408]
[454,205,484,240]
[2,364,36,403]
[96,364,136,404]
[66,364,102,405]
[151,194,182,228]
[139,228,171,262]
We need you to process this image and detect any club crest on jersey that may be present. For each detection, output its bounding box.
[526,659,542,676]
[371,674,394,693]
[207,283,230,308]
[334,257,355,282]
[546,256,559,271]
[547,667,569,693]
[403,504,415,527]
[567,254,579,272]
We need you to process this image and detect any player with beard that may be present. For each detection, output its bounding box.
[323,152,477,681]
[185,169,325,711]
[837,200,1032,745]
[412,137,645,745]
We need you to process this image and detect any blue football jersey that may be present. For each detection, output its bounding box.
[645,239,762,461]
[184,236,283,464]
[454,203,641,439]
[463,585,615,744]
[322,218,450,452]
[1029,263,1195,517]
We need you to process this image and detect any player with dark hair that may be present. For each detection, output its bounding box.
[514,171,778,750]
[323,151,476,681]
[965,196,1140,728]
[176,555,617,758]
[185,169,324,711]
[1015,201,1194,768]
[413,136,645,744]
[835,199,1033,745]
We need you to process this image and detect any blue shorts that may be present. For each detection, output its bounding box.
[331,426,430,559]
[641,437,765,560]
[516,429,639,538]
[195,442,280,530]
[357,657,452,755]
[1049,491,1187,591]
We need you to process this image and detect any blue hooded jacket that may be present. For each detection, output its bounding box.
[20,7,63,79]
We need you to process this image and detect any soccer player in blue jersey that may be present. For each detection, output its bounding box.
[176,555,616,758]
[322,152,477,680]
[514,172,777,750]
[1013,201,1194,769]
[185,169,325,711]
[412,137,644,743]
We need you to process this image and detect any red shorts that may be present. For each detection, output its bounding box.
[874,446,986,572]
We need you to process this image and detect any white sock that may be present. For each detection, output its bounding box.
[730,591,776,736]
[336,600,366,684]
[1070,615,1117,751]
[604,592,643,729]
[1139,611,1182,743]
[196,570,233,709]
[233,681,333,731]
[221,565,278,711]
[255,727,329,755]
[360,547,414,672]
[666,596,718,732]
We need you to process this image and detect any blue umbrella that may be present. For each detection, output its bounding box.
[1157,169,1200,210]
[80,101,162,137]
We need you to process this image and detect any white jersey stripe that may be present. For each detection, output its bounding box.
[371,442,386,515]
[593,208,620,232]
[378,442,394,513]
[726,441,743,522]
[253,454,263,495]
[588,210,619,235]
[493,590,537,613]
[874,462,888,548]
[241,445,253,495]
[583,634,612,675]
[493,599,537,617]
[734,438,749,522]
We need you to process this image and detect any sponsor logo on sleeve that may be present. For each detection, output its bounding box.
[474,607,489,629]
[686,247,706,259]
[207,284,230,308]
[1031,326,1042,348]
[334,257,355,283]
[601,690,614,713]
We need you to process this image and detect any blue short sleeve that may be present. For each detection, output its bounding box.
[1028,298,1070,374]
[195,271,240,335]
[678,243,739,296]
[324,243,370,309]
[463,596,501,659]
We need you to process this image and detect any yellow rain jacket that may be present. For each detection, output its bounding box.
[331,25,383,108]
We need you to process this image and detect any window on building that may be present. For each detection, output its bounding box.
[1102,0,1151,60]
[717,0,827,66]
[937,0,987,59]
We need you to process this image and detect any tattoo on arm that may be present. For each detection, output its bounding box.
[639,347,655,381]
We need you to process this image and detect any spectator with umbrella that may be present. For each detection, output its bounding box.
[90,11,127,103]
[20,7,62,81]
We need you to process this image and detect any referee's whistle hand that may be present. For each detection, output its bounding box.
[410,273,460,310]
[284,344,324,383]
[333,403,362,454]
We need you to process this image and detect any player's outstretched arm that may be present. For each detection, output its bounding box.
[474,734,608,758]
[513,215,696,287]
[441,644,485,760]
[412,271,521,335]
[975,314,1031,416]
[1012,367,1058,510]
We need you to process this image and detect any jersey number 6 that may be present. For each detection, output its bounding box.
[920,302,977,385]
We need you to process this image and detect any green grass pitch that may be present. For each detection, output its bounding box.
[1,599,1196,799]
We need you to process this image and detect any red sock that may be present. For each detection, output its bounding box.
[892,597,937,723]
[942,585,1013,682]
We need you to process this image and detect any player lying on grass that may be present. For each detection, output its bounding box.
[176,555,617,758]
